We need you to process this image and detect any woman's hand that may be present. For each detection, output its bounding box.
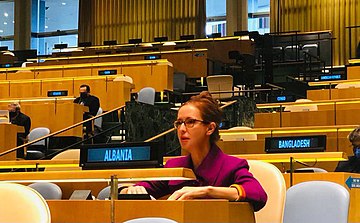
[167,186,211,200]
[120,186,148,194]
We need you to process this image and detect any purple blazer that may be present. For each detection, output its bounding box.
[137,145,267,211]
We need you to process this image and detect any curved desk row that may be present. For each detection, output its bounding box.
[0,59,173,92]
[0,76,133,111]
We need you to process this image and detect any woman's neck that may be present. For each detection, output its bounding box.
[190,142,211,170]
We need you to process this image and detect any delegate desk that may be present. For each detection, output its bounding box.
[47,200,255,223]
[30,49,208,79]
[0,99,86,137]
[0,60,173,92]
[216,125,356,164]
[254,108,360,128]
[283,172,360,223]
[0,168,195,199]
[0,123,17,160]
[307,88,360,100]
[0,77,133,111]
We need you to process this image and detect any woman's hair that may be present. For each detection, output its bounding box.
[348,126,360,147]
[183,91,223,144]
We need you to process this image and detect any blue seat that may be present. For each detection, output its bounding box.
[138,87,156,105]
[28,182,62,200]
[283,181,349,223]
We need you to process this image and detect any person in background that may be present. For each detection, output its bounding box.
[8,102,31,158]
[73,84,100,137]
[120,91,267,212]
[335,126,360,173]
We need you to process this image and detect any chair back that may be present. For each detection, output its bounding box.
[45,149,81,171]
[28,127,50,146]
[0,182,51,223]
[114,75,133,84]
[295,167,328,173]
[173,72,187,92]
[94,107,103,128]
[206,75,233,100]
[123,217,178,223]
[138,87,156,105]
[28,182,62,199]
[221,126,257,141]
[283,181,350,223]
[284,99,318,112]
[247,160,286,223]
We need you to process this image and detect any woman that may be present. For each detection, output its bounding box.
[121,91,267,211]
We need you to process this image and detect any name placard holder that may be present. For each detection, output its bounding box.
[265,135,326,153]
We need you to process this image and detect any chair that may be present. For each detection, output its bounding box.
[138,87,156,105]
[94,107,103,129]
[335,82,360,89]
[28,182,62,199]
[247,160,286,223]
[173,72,187,92]
[123,217,178,223]
[284,99,318,112]
[206,75,234,100]
[26,127,51,160]
[45,149,81,171]
[221,126,257,141]
[0,182,51,223]
[283,181,350,223]
[114,75,134,84]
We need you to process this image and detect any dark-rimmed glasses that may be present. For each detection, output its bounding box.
[174,118,208,129]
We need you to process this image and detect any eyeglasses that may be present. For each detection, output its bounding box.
[174,118,208,129]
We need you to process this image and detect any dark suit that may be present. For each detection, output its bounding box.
[74,94,100,134]
[10,111,31,158]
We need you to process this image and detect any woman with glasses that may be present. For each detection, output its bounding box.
[121,91,267,211]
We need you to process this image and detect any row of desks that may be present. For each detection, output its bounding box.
[0,59,173,92]
[0,166,358,222]
[30,49,208,79]
[0,76,133,111]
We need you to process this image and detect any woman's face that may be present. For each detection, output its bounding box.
[176,104,212,152]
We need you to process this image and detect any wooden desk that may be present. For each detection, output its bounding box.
[0,77,133,111]
[0,168,195,198]
[0,60,173,92]
[0,101,86,137]
[283,172,360,223]
[0,123,17,160]
[30,49,208,79]
[307,88,360,100]
[47,200,255,223]
[254,109,360,128]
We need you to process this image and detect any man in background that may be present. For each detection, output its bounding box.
[73,84,100,137]
[335,126,360,173]
[8,102,31,158]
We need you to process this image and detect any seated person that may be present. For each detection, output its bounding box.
[8,102,31,158]
[73,84,100,136]
[120,91,267,211]
[335,126,360,173]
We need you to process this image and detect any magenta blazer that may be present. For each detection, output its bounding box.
[137,144,267,211]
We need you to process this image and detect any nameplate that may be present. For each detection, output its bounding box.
[80,142,163,170]
[144,55,161,60]
[265,135,326,153]
[98,70,117,75]
[47,90,68,97]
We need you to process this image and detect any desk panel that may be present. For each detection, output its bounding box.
[255,109,360,128]
[307,88,360,100]
[0,78,133,111]
[0,60,173,92]
[0,102,85,137]
[47,200,255,223]
[0,124,17,160]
